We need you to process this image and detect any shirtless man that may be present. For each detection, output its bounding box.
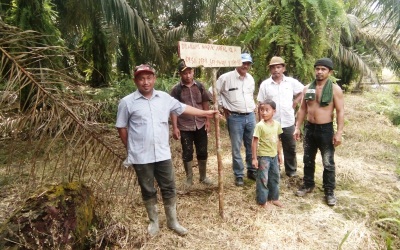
[293,58,344,206]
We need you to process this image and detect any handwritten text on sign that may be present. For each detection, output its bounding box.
[179,41,242,68]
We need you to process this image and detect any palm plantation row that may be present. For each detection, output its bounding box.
[1,0,398,89]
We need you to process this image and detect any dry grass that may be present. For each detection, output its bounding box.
[95,92,399,249]
[1,92,399,249]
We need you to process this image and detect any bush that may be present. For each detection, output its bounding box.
[365,90,400,126]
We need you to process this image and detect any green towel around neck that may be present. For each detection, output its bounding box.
[304,79,333,107]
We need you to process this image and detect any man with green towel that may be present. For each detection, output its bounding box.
[293,58,344,206]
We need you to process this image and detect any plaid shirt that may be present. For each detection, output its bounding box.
[170,81,211,131]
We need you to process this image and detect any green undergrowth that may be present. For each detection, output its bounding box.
[365,89,400,126]
[362,88,400,248]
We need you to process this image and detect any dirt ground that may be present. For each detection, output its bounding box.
[112,92,399,250]
[1,92,399,249]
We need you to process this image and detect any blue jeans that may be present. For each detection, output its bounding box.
[133,159,176,201]
[281,125,297,175]
[303,122,336,192]
[256,156,280,204]
[227,112,256,177]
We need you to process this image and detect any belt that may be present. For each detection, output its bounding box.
[231,111,252,115]
[305,121,333,128]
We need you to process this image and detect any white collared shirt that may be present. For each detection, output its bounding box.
[216,69,256,113]
[257,75,304,128]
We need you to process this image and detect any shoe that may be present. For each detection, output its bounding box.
[325,192,336,206]
[235,177,244,186]
[295,185,314,197]
[286,172,298,177]
[247,171,257,181]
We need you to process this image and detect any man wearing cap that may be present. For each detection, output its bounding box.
[170,60,213,189]
[257,56,304,177]
[116,64,217,236]
[215,53,257,186]
[293,58,344,206]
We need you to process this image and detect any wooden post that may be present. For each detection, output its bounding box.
[211,68,224,218]
[178,41,242,218]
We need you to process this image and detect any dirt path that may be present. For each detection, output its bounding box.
[124,93,399,249]
[1,93,398,249]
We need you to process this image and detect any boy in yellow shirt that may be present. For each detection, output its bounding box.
[252,100,284,207]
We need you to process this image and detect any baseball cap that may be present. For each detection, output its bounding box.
[241,53,253,63]
[269,56,285,66]
[177,59,192,72]
[133,64,155,77]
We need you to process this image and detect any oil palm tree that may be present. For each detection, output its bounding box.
[0,20,134,203]
[242,0,399,87]
[335,0,400,89]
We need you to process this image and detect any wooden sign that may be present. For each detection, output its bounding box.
[178,41,242,68]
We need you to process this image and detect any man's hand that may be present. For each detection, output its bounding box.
[205,119,211,133]
[278,152,283,166]
[222,108,231,119]
[204,110,219,118]
[293,127,301,141]
[333,132,342,147]
[172,127,181,140]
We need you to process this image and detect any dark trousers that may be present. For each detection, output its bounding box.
[180,126,208,162]
[303,122,336,192]
[281,125,297,174]
[133,159,176,201]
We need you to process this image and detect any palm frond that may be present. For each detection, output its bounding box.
[0,20,137,203]
[99,0,164,65]
[335,44,378,83]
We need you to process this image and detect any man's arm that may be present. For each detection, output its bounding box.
[215,77,224,107]
[170,114,180,140]
[333,85,344,146]
[117,127,128,149]
[293,92,304,109]
[293,86,308,141]
[183,105,218,118]
[202,101,211,131]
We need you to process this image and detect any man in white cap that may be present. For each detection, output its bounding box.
[215,53,257,186]
[257,56,304,177]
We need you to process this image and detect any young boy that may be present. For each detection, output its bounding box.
[252,100,284,208]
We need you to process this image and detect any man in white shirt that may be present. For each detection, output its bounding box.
[215,53,257,186]
[257,56,304,177]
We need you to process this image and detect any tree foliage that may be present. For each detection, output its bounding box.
[0,20,135,202]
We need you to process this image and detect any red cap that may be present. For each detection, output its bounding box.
[133,64,155,77]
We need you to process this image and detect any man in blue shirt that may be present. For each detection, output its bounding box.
[116,64,217,237]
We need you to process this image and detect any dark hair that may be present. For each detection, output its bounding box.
[259,99,276,110]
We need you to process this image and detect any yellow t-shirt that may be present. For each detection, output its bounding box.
[253,120,283,157]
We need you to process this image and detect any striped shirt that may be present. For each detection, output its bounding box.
[170,81,210,131]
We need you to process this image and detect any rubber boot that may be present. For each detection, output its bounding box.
[198,160,213,185]
[163,197,188,236]
[183,161,193,188]
[144,198,159,237]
